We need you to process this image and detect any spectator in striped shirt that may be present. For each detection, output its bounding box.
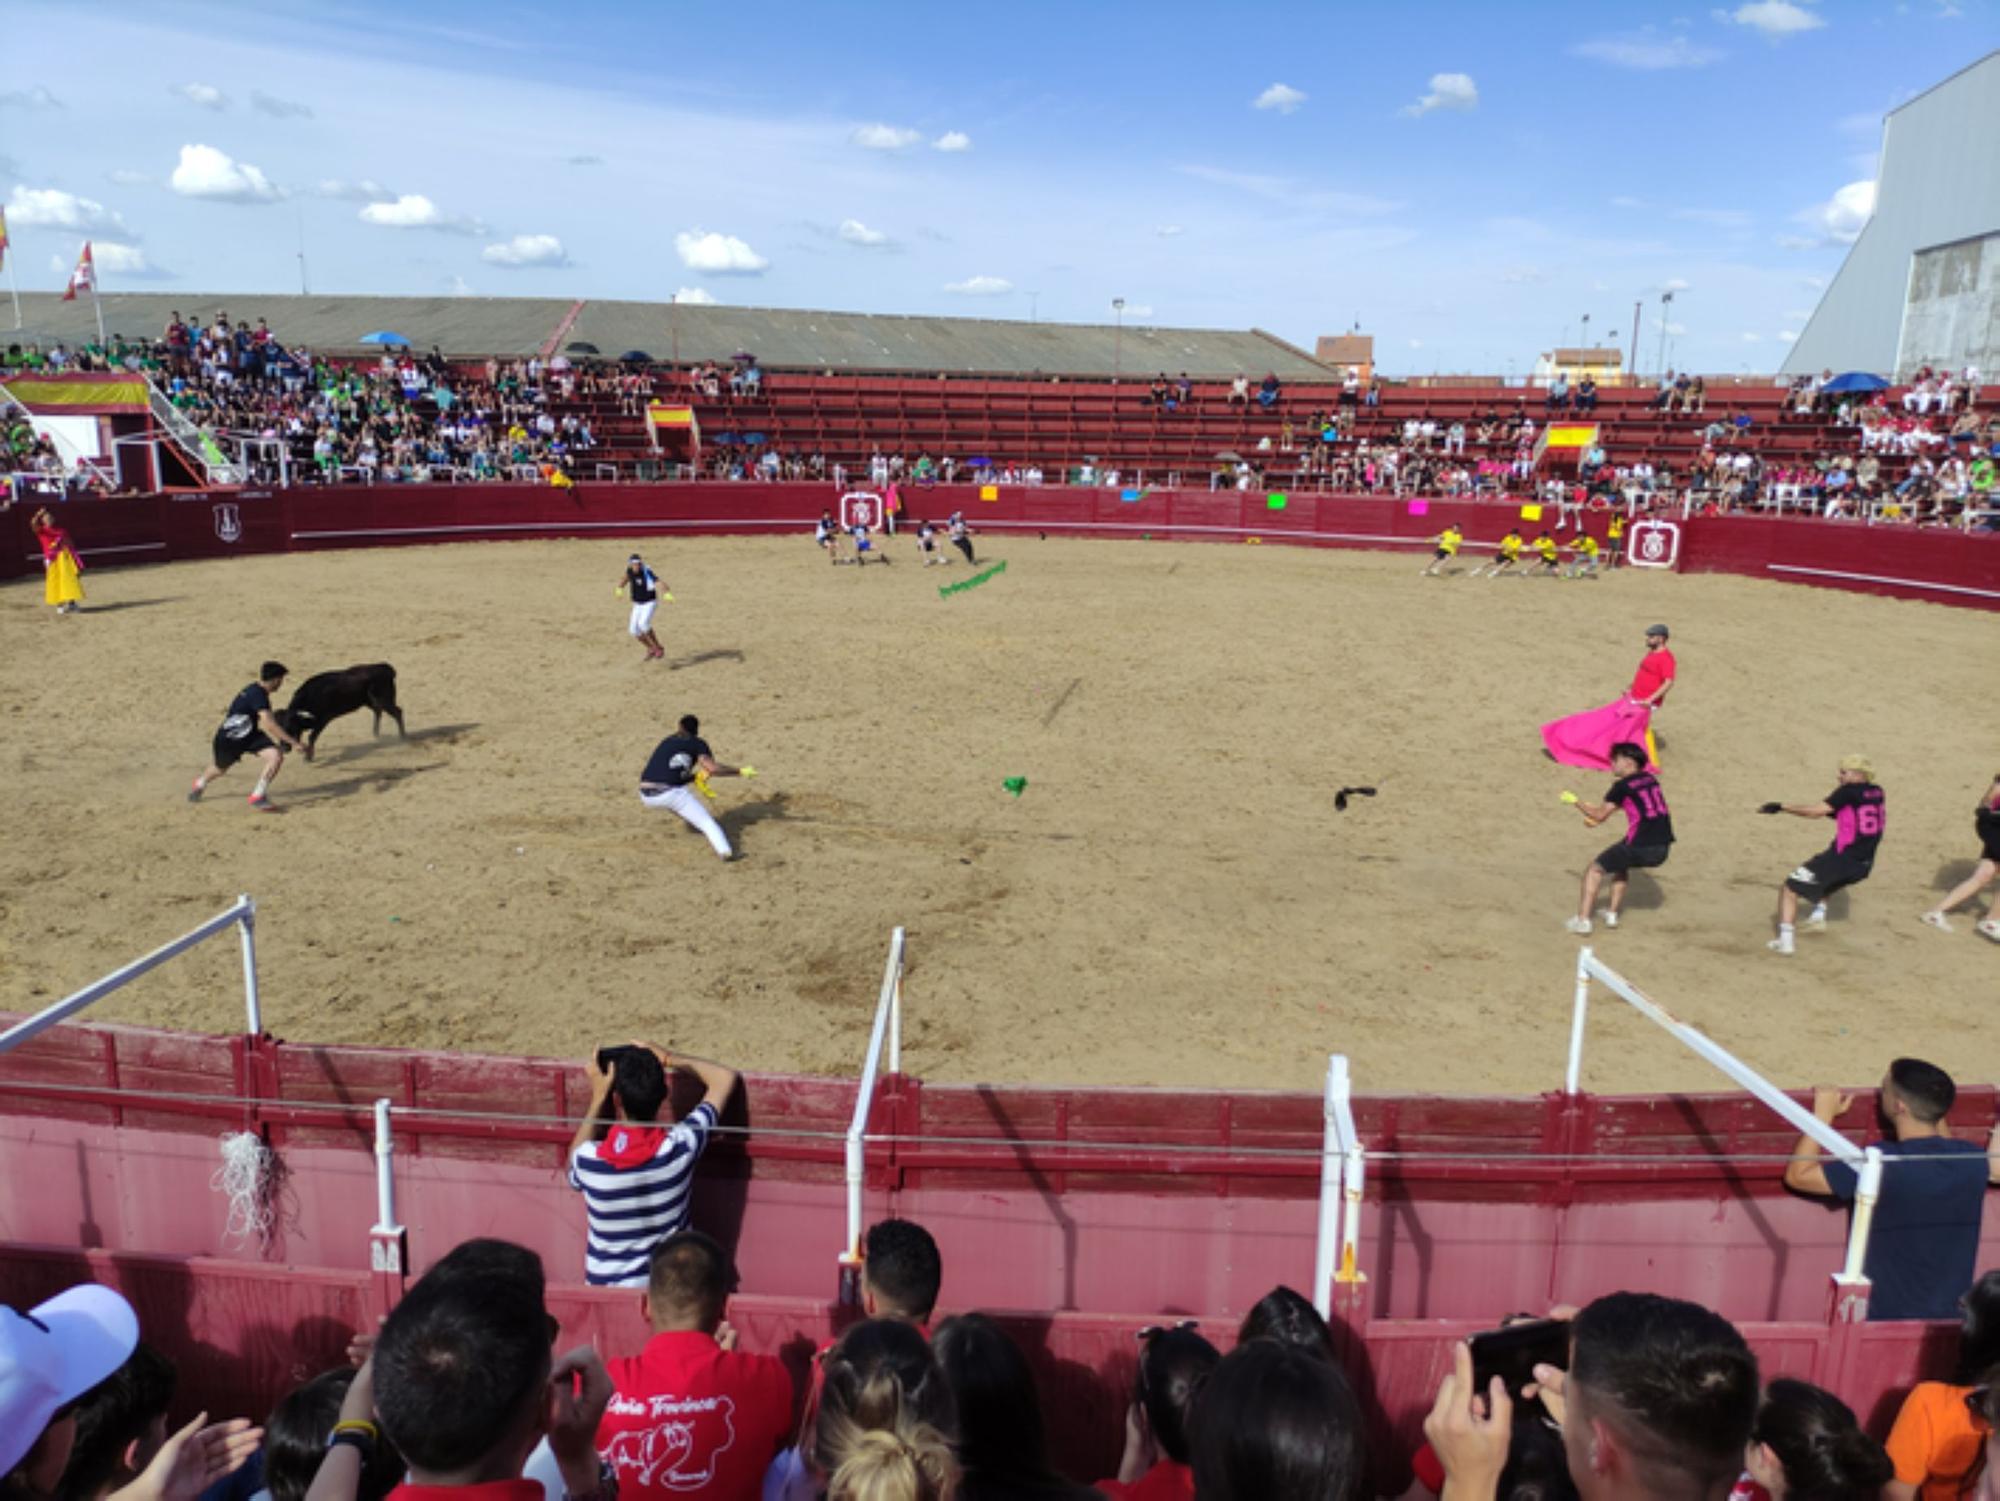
[567,1041,740,1288]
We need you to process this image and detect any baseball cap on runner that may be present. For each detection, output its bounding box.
[1645,623,1670,638]
[0,1285,140,1475]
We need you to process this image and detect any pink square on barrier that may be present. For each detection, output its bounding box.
[1408,499,1430,517]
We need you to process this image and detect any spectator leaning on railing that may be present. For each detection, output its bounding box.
[1782,1058,2000,1320]
[568,1040,739,1289]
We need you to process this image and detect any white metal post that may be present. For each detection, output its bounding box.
[372,1099,401,1234]
[238,894,262,1036]
[369,1097,408,1275]
[1565,947,1592,1094]
[1312,1055,1345,1319]
[842,932,903,1280]
[887,927,905,1076]
[1837,1145,1885,1285]
[1332,1059,1366,1290]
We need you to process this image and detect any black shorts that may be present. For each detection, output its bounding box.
[212,728,275,769]
[1596,842,1670,875]
[1978,829,2000,864]
[1786,851,1873,898]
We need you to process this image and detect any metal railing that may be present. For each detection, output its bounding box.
[843,928,906,1272]
[0,896,263,1054]
[144,376,245,486]
[1312,1054,1366,1318]
[1568,947,1881,1294]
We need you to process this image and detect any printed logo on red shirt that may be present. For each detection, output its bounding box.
[602,1393,738,1491]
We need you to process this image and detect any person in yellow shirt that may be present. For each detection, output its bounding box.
[1565,532,1603,579]
[1421,523,1464,577]
[1526,531,1562,577]
[1475,527,1524,578]
[1605,512,1626,569]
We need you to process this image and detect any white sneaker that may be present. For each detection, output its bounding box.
[1978,920,2000,944]
[1803,908,1828,931]
[1920,910,1952,933]
[1565,917,1593,935]
[1768,935,1795,956]
[1602,912,1620,929]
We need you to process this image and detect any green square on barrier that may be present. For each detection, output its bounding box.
[1267,493,1287,510]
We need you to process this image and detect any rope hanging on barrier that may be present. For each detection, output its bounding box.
[212,1130,278,1249]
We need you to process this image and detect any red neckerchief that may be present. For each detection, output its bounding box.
[599,1123,668,1168]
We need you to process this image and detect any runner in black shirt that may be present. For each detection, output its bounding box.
[1760,753,1885,955]
[616,553,668,661]
[1920,771,2000,940]
[638,713,755,861]
[188,660,306,812]
[1563,742,1674,935]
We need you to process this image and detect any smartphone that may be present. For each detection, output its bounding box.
[1468,1318,1570,1399]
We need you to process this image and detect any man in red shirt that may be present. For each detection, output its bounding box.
[1541,624,1676,772]
[598,1231,794,1501]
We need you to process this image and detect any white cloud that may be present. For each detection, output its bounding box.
[1811,179,1875,243]
[674,229,768,274]
[317,178,395,203]
[944,275,1012,296]
[170,144,281,203]
[851,123,922,151]
[1572,33,1724,67]
[1402,72,1479,116]
[0,86,62,108]
[1664,322,1689,336]
[359,193,484,234]
[837,218,890,247]
[250,91,313,119]
[1802,274,1828,289]
[481,233,569,268]
[1718,0,1826,36]
[1741,332,1763,342]
[1156,225,1183,237]
[1777,330,1798,342]
[1662,277,1692,292]
[92,241,156,276]
[5,185,129,234]
[449,275,476,297]
[172,82,228,110]
[1253,82,1307,115]
[932,131,972,152]
[672,287,717,305]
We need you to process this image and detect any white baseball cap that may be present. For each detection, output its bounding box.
[0,1286,140,1476]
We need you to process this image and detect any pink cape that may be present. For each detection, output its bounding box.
[1541,696,1653,771]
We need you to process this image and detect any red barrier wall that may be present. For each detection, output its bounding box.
[9,483,1999,611]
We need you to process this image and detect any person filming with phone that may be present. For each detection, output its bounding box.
[567,1039,740,1288]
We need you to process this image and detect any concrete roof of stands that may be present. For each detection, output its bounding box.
[2,292,1334,378]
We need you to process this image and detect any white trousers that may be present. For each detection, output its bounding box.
[629,601,658,637]
[640,785,733,858]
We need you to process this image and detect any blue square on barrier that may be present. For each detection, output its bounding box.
[1120,488,1141,502]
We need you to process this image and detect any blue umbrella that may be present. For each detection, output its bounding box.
[1821,371,1889,394]
[359,331,411,346]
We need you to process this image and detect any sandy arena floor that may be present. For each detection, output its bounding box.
[3,534,1997,1097]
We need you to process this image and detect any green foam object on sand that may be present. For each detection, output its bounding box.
[1002,776,1027,796]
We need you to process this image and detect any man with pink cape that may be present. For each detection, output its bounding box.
[1541,624,1677,771]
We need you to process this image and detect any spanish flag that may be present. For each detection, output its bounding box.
[63,241,95,301]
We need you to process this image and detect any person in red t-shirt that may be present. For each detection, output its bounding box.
[1540,624,1676,773]
[597,1231,794,1501]
[1096,1325,1219,1501]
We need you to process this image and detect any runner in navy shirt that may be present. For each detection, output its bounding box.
[188,660,307,812]
[1762,754,1885,955]
[1564,741,1673,935]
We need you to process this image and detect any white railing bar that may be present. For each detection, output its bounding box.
[237,894,262,1036]
[1571,949,1861,1163]
[842,927,906,1265]
[1312,1054,1346,1319]
[1837,1146,1885,1288]
[0,897,256,1055]
[1333,1062,1366,1292]
[888,940,904,1077]
[372,1098,402,1234]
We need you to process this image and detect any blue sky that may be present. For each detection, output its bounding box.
[2,0,1994,373]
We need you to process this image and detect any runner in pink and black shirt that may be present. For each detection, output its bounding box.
[1761,754,1885,956]
[1564,741,1674,935]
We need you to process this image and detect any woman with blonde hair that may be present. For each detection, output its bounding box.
[826,1422,957,1501]
[767,1318,959,1501]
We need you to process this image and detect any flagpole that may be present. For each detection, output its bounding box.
[91,275,106,349]
[6,256,18,330]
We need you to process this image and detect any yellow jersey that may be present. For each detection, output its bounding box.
[1535,537,1559,560]
[1608,516,1626,540]
[1438,529,1462,555]
[1499,535,1524,559]
[1572,536,1601,557]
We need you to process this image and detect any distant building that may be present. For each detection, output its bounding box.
[1784,50,1999,379]
[1315,333,1374,380]
[1532,347,1625,384]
